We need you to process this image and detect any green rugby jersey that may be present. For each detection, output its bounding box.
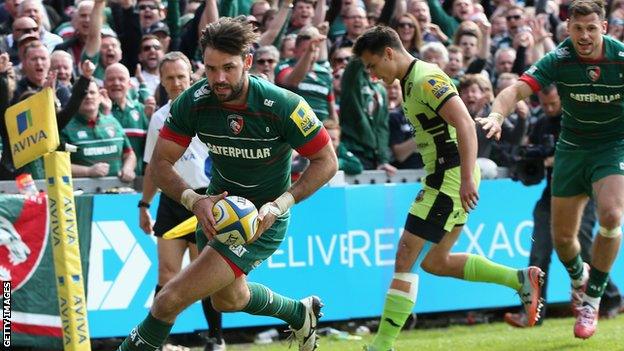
[520,35,624,147]
[401,60,459,174]
[275,59,334,121]
[162,75,330,208]
[111,99,148,175]
[61,113,133,176]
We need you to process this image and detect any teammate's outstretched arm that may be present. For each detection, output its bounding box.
[476,80,533,140]
[438,95,479,212]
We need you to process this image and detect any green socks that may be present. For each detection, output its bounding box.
[371,291,416,350]
[463,254,522,290]
[586,265,609,298]
[241,282,305,329]
[118,313,173,351]
[562,254,585,282]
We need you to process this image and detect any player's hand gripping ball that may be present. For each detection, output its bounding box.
[212,196,259,246]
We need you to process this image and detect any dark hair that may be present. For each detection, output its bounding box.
[540,84,558,95]
[569,0,606,20]
[200,16,259,57]
[352,25,403,57]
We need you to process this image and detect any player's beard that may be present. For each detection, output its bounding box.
[212,74,246,102]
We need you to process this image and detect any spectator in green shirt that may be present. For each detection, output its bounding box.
[324,119,362,175]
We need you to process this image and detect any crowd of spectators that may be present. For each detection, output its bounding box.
[0,0,621,183]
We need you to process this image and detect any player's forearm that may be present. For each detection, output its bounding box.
[491,85,523,119]
[289,144,338,203]
[151,158,191,203]
[455,118,478,181]
[141,163,159,203]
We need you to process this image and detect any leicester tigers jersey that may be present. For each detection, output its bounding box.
[520,35,624,147]
[401,60,459,174]
[163,75,329,207]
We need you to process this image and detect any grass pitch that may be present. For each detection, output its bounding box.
[195,315,624,351]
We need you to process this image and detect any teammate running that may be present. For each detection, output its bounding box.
[117,16,338,351]
[352,26,544,351]
[478,0,624,339]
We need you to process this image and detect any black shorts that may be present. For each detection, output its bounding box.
[153,188,207,244]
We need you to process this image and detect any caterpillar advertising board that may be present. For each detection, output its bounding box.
[5,88,91,350]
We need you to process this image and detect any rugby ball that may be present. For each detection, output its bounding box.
[212,196,258,246]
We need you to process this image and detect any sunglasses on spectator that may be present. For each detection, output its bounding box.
[138,4,158,11]
[16,26,38,33]
[142,44,161,51]
[256,58,275,65]
[332,56,350,64]
[398,22,415,29]
[506,15,521,20]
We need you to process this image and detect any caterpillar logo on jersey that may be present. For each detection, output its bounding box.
[586,66,601,82]
[227,114,244,135]
[424,76,450,99]
[290,101,319,137]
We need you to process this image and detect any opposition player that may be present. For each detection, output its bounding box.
[352,26,544,351]
[478,0,624,339]
[117,16,338,351]
[138,51,224,351]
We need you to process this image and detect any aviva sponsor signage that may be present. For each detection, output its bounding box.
[5,88,59,168]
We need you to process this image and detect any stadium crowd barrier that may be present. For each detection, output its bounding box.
[8,170,623,346]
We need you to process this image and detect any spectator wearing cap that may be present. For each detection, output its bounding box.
[54,0,94,67]
[11,42,70,107]
[130,35,164,94]
[104,63,149,176]
[145,21,171,53]
[3,16,39,65]
[275,26,337,122]
[17,0,62,52]
[82,0,121,85]
[251,45,279,83]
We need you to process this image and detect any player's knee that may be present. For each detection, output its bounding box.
[598,208,623,230]
[153,286,185,319]
[420,256,446,276]
[552,232,575,249]
[211,294,246,312]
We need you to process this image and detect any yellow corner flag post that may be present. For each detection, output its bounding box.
[5,88,91,350]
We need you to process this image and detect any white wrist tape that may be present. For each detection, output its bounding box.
[274,191,295,214]
[489,112,505,125]
[180,189,208,211]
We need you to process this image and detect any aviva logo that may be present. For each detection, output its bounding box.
[16,110,33,134]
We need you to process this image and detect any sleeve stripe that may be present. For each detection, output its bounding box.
[275,67,294,85]
[296,127,330,157]
[434,92,457,113]
[123,147,133,154]
[519,74,542,93]
[160,126,192,147]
